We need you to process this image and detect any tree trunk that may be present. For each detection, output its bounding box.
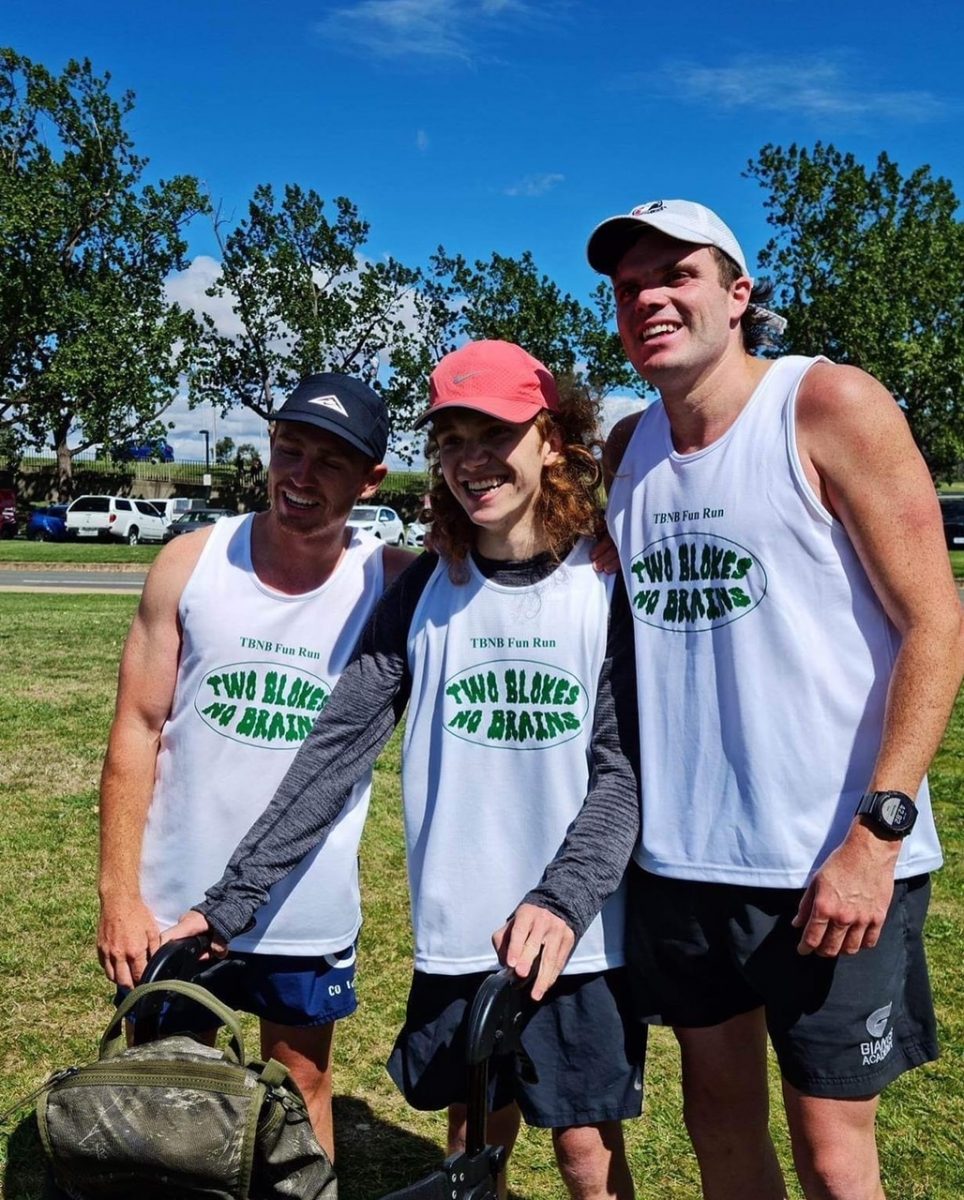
[56,438,73,503]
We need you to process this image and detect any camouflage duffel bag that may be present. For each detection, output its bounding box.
[37,979,337,1200]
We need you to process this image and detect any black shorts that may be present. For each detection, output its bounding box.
[387,968,646,1129]
[626,865,939,1099]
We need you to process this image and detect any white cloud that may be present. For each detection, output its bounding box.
[316,0,538,61]
[416,128,429,152]
[646,54,950,124]
[503,172,564,198]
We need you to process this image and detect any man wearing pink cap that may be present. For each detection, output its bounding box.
[165,340,644,1200]
[499,200,961,1199]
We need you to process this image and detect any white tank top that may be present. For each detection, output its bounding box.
[400,539,626,975]
[141,514,384,953]
[607,356,942,886]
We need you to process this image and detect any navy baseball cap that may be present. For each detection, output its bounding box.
[273,374,389,462]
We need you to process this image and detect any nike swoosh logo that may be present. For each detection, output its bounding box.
[451,372,481,385]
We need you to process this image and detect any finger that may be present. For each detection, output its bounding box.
[839,922,869,956]
[146,924,161,958]
[812,920,851,959]
[796,914,828,955]
[791,884,815,929]
[210,937,229,958]
[491,920,512,963]
[112,953,135,991]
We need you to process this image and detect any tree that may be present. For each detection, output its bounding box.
[745,142,964,480]
[0,49,209,497]
[196,184,453,452]
[215,435,235,464]
[429,249,646,407]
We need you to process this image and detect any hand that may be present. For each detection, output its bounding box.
[492,903,575,1002]
[590,532,620,575]
[97,896,161,990]
[160,910,228,958]
[792,822,900,957]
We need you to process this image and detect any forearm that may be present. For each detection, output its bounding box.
[98,726,160,903]
[521,581,641,938]
[196,561,427,940]
[197,681,400,940]
[868,612,964,796]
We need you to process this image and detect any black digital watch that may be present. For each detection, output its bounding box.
[855,790,918,839]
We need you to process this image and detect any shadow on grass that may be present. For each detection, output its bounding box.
[334,1096,525,1200]
[3,1113,60,1200]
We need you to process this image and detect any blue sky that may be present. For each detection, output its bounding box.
[6,0,964,460]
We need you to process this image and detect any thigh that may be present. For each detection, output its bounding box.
[626,866,761,1027]
[386,972,518,1113]
[515,970,645,1129]
[762,875,939,1099]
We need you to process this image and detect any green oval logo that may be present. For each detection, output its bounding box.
[628,533,767,631]
[194,660,332,748]
[442,658,589,750]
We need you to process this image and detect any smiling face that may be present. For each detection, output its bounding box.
[267,421,385,539]
[432,408,561,560]
[612,232,752,391]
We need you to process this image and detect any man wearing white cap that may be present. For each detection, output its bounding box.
[501,200,963,1200]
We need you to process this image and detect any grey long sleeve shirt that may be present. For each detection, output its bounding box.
[197,547,641,947]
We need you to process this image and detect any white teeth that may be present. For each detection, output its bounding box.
[283,491,318,509]
[464,477,506,495]
[642,323,679,340]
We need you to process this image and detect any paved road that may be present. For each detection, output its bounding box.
[0,567,147,594]
[1,565,962,604]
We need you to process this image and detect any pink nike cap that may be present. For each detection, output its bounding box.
[415,340,560,429]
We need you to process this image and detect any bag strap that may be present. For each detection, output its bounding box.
[101,980,247,1063]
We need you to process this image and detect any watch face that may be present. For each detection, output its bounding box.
[880,794,910,829]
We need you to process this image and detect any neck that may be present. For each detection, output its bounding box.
[249,511,349,594]
[658,350,771,455]
[475,520,551,562]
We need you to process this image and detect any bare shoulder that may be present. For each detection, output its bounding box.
[796,361,930,488]
[603,411,644,486]
[139,526,215,621]
[383,544,418,588]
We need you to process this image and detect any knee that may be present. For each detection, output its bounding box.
[793,1139,881,1200]
[552,1122,627,1200]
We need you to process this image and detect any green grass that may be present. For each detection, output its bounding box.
[0,541,160,566]
[950,550,964,579]
[0,594,962,1198]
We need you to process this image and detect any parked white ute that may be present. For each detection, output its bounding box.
[346,504,405,545]
[66,495,168,544]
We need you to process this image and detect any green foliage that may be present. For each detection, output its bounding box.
[429,248,646,402]
[214,435,235,463]
[745,143,964,480]
[196,184,453,452]
[0,48,210,496]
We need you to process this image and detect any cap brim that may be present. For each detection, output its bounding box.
[586,217,656,274]
[273,411,385,461]
[413,396,547,430]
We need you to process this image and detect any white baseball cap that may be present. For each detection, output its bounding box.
[586,199,750,276]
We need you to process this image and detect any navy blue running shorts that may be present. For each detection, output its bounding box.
[387,968,645,1129]
[117,943,358,1030]
[626,865,939,1099]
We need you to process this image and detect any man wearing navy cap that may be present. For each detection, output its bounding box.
[501,201,962,1199]
[97,374,412,1159]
